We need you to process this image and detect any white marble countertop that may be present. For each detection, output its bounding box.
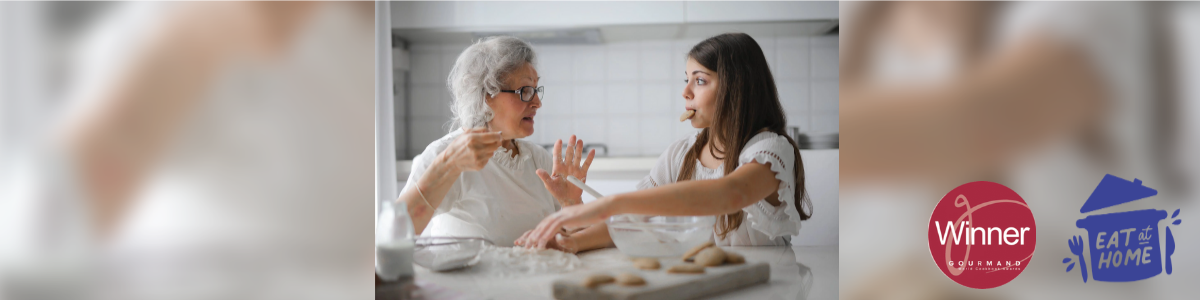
[409,245,838,300]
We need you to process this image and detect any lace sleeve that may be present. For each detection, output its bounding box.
[737,133,803,238]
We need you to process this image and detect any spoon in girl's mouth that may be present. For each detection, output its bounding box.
[679,109,695,122]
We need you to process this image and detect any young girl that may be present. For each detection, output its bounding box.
[516,33,812,250]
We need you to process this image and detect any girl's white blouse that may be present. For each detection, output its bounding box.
[637,131,804,246]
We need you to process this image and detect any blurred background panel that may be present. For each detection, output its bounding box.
[1,2,375,299]
[840,1,1199,300]
[0,1,114,166]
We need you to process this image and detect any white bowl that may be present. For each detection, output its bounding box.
[413,237,492,272]
[606,214,716,257]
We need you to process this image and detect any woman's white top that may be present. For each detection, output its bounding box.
[636,131,803,246]
[404,130,560,246]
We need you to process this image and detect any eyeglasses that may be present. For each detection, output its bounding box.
[499,86,544,102]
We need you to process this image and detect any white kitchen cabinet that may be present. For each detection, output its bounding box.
[391,1,686,30]
[391,1,837,30]
[685,1,838,23]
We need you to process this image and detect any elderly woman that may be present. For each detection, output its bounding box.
[395,36,596,246]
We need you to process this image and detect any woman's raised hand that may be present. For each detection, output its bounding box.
[537,135,596,207]
[440,128,503,172]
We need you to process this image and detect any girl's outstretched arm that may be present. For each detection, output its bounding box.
[521,162,782,249]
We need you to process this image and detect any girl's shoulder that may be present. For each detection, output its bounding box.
[738,130,798,167]
[742,130,793,152]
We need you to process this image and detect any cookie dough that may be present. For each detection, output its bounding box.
[724,251,746,264]
[681,241,715,261]
[582,274,615,288]
[667,263,706,274]
[632,257,661,270]
[693,247,728,267]
[615,273,646,286]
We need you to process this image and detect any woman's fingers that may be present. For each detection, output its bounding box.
[528,221,554,249]
[581,149,596,176]
[469,129,501,142]
[515,230,533,246]
[476,133,502,148]
[447,129,506,171]
[568,226,587,235]
[555,234,575,254]
[552,139,563,163]
[551,139,565,177]
[535,168,553,185]
[538,210,583,249]
[528,214,561,249]
[468,134,501,159]
[530,199,608,248]
[573,139,583,167]
[564,135,576,168]
[526,219,549,248]
[471,132,502,170]
[536,219,563,249]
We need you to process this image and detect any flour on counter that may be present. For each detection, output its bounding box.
[476,245,583,277]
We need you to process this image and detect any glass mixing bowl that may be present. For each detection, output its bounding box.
[606,214,716,257]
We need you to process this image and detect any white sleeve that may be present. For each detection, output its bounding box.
[401,142,459,215]
[737,133,803,238]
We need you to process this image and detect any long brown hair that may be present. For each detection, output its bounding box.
[678,33,812,240]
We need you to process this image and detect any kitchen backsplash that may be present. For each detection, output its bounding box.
[403,34,838,157]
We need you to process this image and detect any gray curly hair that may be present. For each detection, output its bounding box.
[446,36,537,131]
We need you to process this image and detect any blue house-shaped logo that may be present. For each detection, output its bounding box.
[1063,174,1182,282]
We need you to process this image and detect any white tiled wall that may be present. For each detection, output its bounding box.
[403,35,838,157]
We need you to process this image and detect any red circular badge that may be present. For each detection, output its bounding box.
[927,181,1036,289]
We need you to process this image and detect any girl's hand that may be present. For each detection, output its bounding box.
[521,197,615,249]
[536,135,596,207]
[515,227,581,253]
[439,128,503,172]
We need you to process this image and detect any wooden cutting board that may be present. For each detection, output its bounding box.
[552,260,769,300]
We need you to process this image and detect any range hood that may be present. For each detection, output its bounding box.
[473,28,604,45]
[395,20,836,45]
